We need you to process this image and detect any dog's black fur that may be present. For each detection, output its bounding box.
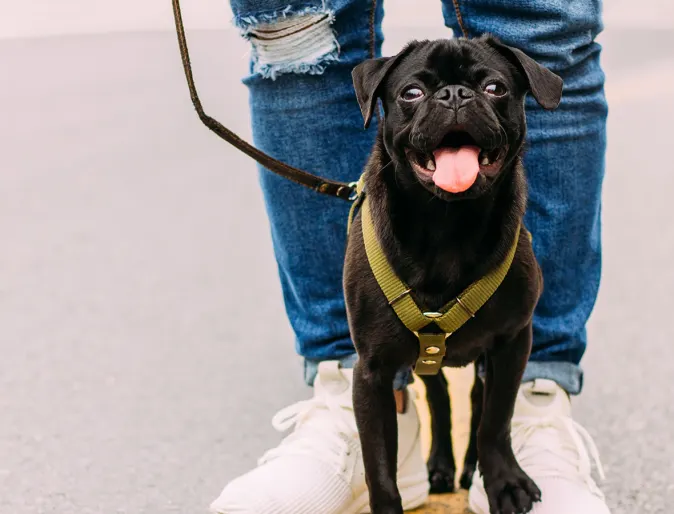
[421,361,483,494]
[343,36,562,514]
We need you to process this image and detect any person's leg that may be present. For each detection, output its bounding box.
[442,0,607,395]
[211,2,428,512]
[230,0,382,384]
[442,1,610,512]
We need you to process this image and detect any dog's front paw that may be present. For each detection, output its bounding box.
[427,453,456,493]
[483,466,541,514]
[459,462,476,490]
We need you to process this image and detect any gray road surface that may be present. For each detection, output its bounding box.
[1,22,674,514]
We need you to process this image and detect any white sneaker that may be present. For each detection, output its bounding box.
[210,361,429,514]
[469,379,610,514]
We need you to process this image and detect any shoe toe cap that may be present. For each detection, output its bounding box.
[468,475,610,514]
[210,457,352,514]
[528,477,610,514]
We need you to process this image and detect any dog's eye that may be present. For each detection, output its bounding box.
[401,87,424,101]
[484,83,507,97]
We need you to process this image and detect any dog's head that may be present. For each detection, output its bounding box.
[352,36,563,199]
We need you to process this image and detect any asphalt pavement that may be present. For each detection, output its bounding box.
[1,18,674,514]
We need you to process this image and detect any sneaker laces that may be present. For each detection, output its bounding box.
[512,414,606,497]
[258,392,358,473]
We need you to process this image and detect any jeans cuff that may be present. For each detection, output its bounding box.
[522,360,584,395]
[304,355,413,391]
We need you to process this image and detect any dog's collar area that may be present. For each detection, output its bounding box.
[346,174,367,234]
[360,196,521,375]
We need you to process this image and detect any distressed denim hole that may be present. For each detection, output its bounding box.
[240,10,340,80]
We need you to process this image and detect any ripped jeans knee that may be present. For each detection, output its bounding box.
[232,2,342,80]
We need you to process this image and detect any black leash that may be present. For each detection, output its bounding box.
[171,0,468,202]
[170,0,357,201]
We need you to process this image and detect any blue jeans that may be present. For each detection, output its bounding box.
[230,0,607,395]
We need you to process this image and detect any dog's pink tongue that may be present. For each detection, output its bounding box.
[432,146,481,193]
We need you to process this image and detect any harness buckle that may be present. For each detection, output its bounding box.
[455,297,476,318]
[388,288,412,306]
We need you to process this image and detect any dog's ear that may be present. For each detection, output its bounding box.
[352,44,416,128]
[484,35,563,111]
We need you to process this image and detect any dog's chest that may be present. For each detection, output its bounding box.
[417,256,539,365]
[436,317,507,367]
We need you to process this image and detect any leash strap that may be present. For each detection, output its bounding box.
[361,197,520,375]
[451,0,469,38]
[171,0,357,201]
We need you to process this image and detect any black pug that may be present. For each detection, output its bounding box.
[343,35,562,514]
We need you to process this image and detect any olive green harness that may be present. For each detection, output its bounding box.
[350,179,521,375]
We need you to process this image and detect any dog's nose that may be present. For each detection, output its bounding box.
[436,85,474,109]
